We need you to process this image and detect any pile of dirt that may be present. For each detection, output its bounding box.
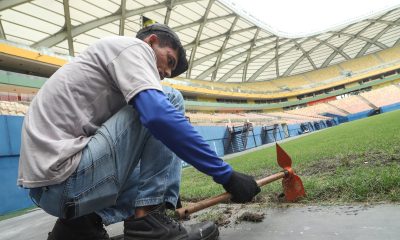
[236,212,265,223]
[181,203,272,228]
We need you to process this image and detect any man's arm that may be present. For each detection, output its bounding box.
[131,89,232,184]
[131,89,260,203]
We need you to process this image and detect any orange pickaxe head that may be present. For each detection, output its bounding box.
[276,144,306,202]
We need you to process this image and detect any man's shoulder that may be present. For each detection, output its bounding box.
[97,36,145,47]
[93,36,152,57]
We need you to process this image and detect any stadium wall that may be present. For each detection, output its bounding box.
[0,115,32,215]
[195,126,226,157]
[346,110,377,122]
[381,102,400,113]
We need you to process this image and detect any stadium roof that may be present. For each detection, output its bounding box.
[1,0,400,83]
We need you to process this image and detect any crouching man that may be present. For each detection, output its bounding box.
[18,23,260,240]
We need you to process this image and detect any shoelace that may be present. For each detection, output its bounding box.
[158,212,182,231]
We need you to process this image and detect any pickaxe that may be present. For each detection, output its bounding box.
[175,144,305,219]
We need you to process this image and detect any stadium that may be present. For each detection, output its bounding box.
[0,0,400,239]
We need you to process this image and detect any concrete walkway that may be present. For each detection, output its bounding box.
[1,204,399,240]
[220,204,400,240]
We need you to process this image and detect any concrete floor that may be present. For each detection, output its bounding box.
[220,204,400,240]
[1,204,399,240]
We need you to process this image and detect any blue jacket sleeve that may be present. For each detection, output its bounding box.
[130,89,232,184]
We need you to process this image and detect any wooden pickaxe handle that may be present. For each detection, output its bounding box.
[175,171,287,219]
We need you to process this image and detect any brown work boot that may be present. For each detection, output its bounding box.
[123,204,219,240]
[47,213,110,240]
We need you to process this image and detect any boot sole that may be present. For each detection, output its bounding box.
[202,225,219,240]
[110,227,219,240]
[110,235,123,240]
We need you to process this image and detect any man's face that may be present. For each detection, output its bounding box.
[151,41,179,80]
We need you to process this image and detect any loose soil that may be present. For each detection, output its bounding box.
[181,203,273,228]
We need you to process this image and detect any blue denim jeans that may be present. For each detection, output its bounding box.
[29,86,184,225]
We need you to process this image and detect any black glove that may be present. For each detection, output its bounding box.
[223,171,261,203]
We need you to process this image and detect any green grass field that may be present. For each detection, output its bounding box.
[181,110,400,204]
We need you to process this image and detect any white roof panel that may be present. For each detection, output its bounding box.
[0,0,399,82]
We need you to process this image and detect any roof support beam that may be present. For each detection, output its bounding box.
[395,37,400,46]
[320,37,353,68]
[247,56,277,82]
[211,15,239,81]
[356,15,400,57]
[119,0,126,35]
[220,39,301,82]
[186,0,215,78]
[0,0,32,11]
[313,37,350,60]
[322,12,391,68]
[0,19,6,39]
[286,23,356,71]
[242,28,260,82]
[200,38,293,81]
[184,26,257,49]
[365,8,400,27]
[218,61,246,82]
[63,0,74,56]
[296,40,316,69]
[164,0,175,25]
[275,37,280,77]
[329,32,387,48]
[32,0,198,48]
[248,39,306,82]
[197,39,280,79]
[282,40,317,76]
[314,37,351,68]
[174,14,235,32]
[192,36,274,67]
[356,23,395,57]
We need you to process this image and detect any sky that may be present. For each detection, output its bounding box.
[227,0,400,37]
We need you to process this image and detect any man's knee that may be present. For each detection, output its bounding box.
[162,85,185,113]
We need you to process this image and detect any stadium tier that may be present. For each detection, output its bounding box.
[288,102,347,117]
[1,41,400,101]
[1,39,400,120]
[328,95,372,114]
[361,84,400,107]
[3,84,399,127]
[0,101,28,116]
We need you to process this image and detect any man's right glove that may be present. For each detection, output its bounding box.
[223,171,261,203]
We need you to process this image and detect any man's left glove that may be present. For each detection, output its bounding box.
[223,171,261,203]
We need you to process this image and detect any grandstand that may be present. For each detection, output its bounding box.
[1,0,400,219]
[0,101,28,116]
[362,84,400,107]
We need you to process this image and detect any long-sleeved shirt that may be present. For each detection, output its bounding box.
[131,89,232,184]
